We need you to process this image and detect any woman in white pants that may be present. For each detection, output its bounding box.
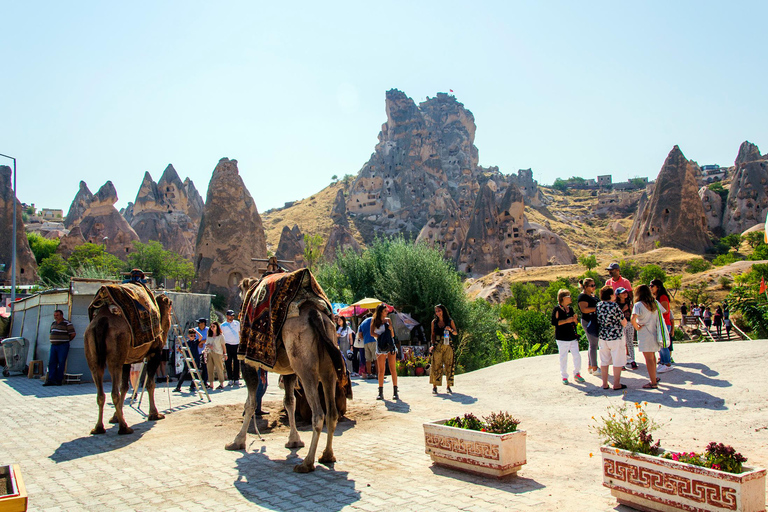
[552,289,585,385]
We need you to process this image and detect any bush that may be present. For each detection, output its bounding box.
[27,232,60,265]
[713,253,740,266]
[127,240,194,284]
[68,243,124,276]
[578,254,597,271]
[638,264,667,285]
[682,282,709,306]
[38,254,71,286]
[507,282,538,310]
[686,258,712,274]
[580,270,605,289]
[502,308,555,355]
[619,259,640,284]
[718,276,732,289]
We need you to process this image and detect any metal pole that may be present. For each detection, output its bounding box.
[0,154,16,307]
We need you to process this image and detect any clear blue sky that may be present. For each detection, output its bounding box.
[2,1,766,214]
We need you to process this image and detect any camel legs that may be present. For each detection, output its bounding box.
[318,370,338,464]
[290,371,325,473]
[282,374,305,451]
[106,363,134,434]
[89,365,107,435]
[144,353,164,421]
[225,364,258,451]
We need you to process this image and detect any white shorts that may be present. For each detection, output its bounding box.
[599,337,627,368]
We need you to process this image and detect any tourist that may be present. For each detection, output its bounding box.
[596,286,628,390]
[680,303,688,317]
[606,262,632,294]
[713,306,723,339]
[577,278,600,375]
[195,318,209,386]
[551,290,584,385]
[371,304,398,400]
[44,309,76,386]
[631,284,663,389]
[222,309,241,386]
[430,304,458,394]
[205,322,227,390]
[650,279,674,372]
[616,287,637,370]
[352,319,365,377]
[702,306,712,333]
[724,305,732,339]
[692,304,701,318]
[336,316,354,373]
[358,312,377,379]
[174,329,202,393]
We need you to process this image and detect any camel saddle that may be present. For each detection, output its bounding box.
[238,268,333,370]
[88,283,162,359]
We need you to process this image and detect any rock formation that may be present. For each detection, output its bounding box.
[71,181,141,258]
[275,225,306,270]
[699,186,724,235]
[456,182,575,276]
[193,158,267,307]
[627,146,711,254]
[0,165,39,284]
[56,225,86,260]
[416,189,467,262]
[323,189,361,262]
[64,181,94,228]
[722,141,768,234]
[126,164,204,259]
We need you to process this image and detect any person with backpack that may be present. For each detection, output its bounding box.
[552,289,585,385]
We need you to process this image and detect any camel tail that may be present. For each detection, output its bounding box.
[308,309,345,377]
[93,316,110,368]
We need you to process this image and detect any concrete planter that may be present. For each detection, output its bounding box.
[0,465,28,512]
[423,419,526,477]
[601,446,766,512]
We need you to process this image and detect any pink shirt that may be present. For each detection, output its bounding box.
[607,276,632,292]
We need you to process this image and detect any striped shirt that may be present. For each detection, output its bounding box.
[50,320,75,344]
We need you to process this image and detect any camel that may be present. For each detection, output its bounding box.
[225,275,343,473]
[84,290,172,435]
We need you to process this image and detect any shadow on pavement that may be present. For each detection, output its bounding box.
[49,422,157,463]
[233,449,361,511]
[384,399,410,413]
[437,391,478,404]
[2,376,97,397]
[428,464,546,493]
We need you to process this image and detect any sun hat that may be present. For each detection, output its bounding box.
[606,262,620,270]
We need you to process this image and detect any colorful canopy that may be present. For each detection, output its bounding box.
[351,297,383,308]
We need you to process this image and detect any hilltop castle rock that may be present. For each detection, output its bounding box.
[193,158,267,307]
[628,146,711,254]
[324,189,361,262]
[722,141,768,234]
[125,164,204,259]
[455,182,575,276]
[0,165,39,284]
[64,181,94,229]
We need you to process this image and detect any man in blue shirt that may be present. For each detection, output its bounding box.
[194,318,209,386]
[357,314,376,379]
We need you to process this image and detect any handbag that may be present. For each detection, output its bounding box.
[376,327,396,353]
[656,300,669,349]
[584,317,599,337]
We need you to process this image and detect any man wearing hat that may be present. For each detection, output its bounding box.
[221,310,241,386]
[195,318,209,385]
[606,263,632,294]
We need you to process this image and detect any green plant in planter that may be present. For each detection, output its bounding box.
[444,412,521,434]
[591,402,663,455]
[662,442,748,474]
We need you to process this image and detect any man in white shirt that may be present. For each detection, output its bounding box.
[221,309,241,386]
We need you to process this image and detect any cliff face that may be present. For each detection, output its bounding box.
[73,181,141,259]
[323,189,361,262]
[0,165,39,284]
[64,181,94,228]
[275,225,306,271]
[628,146,711,254]
[126,164,203,259]
[193,158,267,308]
[722,141,768,234]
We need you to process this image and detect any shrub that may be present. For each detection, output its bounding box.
[713,253,740,266]
[68,243,124,276]
[721,234,742,251]
[682,281,709,306]
[578,254,597,271]
[686,258,712,274]
[38,254,71,286]
[580,270,605,289]
[27,232,60,265]
[718,276,732,289]
[619,259,640,284]
[638,265,666,285]
[507,282,538,310]
[591,402,663,455]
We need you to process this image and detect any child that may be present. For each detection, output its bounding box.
[173,329,203,393]
[552,289,585,385]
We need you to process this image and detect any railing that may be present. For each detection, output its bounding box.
[729,321,751,341]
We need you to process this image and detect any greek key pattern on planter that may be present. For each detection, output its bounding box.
[424,433,500,461]
[604,458,737,510]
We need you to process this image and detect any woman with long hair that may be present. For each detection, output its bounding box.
[615,288,637,370]
[650,278,674,373]
[713,305,723,339]
[336,315,354,374]
[596,286,628,390]
[631,284,663,389]
[370,304,398,400]
[205,322,227,390]
[578,278,600,375]
[430,304,458,394]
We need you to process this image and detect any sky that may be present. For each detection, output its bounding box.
[2,1,767,215]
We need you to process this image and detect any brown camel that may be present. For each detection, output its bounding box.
[84,291,172,435]
[225,276,343,473]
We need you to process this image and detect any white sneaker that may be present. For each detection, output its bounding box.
[657,365,673,373]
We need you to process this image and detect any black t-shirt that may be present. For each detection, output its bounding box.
[577,293,598,323]
[552,305,579,341]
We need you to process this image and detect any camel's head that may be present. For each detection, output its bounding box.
[155,294,173,331]
[238,277,259,301]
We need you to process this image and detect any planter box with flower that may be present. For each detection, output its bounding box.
[594,402,766,512]
[0,464,27,512]
[424,412,525,477]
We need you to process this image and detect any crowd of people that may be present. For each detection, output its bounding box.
[558,263,678,391]
[680,302,732,339]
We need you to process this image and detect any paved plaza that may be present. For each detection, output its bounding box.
[1,340,767,511]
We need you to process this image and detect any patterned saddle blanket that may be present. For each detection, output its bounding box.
[88,283,162,350]
[238,268,332,369]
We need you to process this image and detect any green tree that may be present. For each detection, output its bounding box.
[682,281,709,306]
[551,178,568,192]
[628,177,646,188]
[666,274,682,299]
[721,234,742,252]
[743,231,764,250]
[686,258,712,273]
[713,253,740,266]
[27,232,60,265]
[68,243,125,276]
[506,282,538,310]
[331,174,338,182]
[619,259,640,284]
[303,234,324,270]
[638,264,667,285]
[38,254,71,286]
[578,254,597,271]
[502,308,555,355]
[126,241,194,284]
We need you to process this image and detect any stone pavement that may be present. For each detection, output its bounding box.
[1,340,767,511]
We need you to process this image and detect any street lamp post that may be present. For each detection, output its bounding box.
[0,153,17,308]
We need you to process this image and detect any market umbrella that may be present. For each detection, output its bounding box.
[338,305,368,317]
[351,297,383,309]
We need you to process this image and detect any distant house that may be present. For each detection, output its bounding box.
[40,208,63,220]
[597,175,612,187]
[699,164,727,184]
